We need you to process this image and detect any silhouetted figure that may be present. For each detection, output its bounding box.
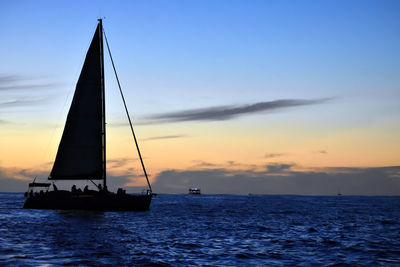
[29,190,33,197]
[104,185,108,193]
[84,185,89,193]
[53,183,58,191]
[72,185,77,192]
[117,188,125,195]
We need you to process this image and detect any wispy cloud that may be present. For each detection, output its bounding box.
[142,135,187,141]
[144,98,332,124]
[0,74,61,111]
[0,75,26,83]
[0,74,59,91]
[0,84,57,91]
[189,160,259,171]
[265,163,294,173]
[107,158,137,169]
[0,98,49,109]
[192,160,218,168]
[265,153,285,158]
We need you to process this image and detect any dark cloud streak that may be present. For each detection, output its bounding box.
[0,99,50,109]
[142,135,187,141]
[145,98,332,123]
[265,163,294,173]
[265,153,285,158]
[0,74,59,91]
[0,75,26,83]
[107,158,137,169]
[0,83,57,91]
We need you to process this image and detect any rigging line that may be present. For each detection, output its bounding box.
[103,29,153,193]
[90,179,100,190]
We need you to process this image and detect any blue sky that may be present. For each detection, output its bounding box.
[1,0,399,117]
[1,0,399,193]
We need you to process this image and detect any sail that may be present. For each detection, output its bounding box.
[49,23,104,180]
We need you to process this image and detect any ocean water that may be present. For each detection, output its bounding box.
[0,193,400,266]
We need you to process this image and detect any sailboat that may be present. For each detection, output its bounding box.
[23,19,153,211]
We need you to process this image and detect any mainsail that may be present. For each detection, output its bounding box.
[49,22,105,180]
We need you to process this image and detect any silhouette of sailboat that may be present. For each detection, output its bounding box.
[23,19,153,211]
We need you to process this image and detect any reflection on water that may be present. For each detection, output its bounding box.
[1,193,400,266]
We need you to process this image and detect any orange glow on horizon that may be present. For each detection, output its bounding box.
[1,121,399,186]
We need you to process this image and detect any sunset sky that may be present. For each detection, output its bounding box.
[1,0,399,194]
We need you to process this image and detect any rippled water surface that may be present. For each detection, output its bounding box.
[1,193,400,266]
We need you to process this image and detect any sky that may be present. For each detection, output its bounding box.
[0,0,399,194]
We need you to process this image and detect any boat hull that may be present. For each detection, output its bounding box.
[23,191,152,211]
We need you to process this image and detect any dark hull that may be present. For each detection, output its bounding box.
[23,191,152,211]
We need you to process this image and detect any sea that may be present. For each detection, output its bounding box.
[0,193,399,266]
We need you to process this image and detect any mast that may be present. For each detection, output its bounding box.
[99,19,106,188]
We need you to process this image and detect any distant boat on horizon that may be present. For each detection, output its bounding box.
[23,19,153,211]
[337,188,342,196]
[189,188,201,195]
